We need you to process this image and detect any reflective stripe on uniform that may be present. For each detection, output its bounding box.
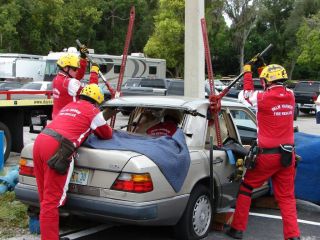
[68,78,81,97]
[90,112,107,130]
[58,157,74,207]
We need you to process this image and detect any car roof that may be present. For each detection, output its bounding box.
[103,95,245,111]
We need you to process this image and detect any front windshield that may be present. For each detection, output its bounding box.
[45,60,58,75]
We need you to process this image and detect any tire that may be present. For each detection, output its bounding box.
[300,109,310,114]
[0,121,12,162]
[174,185,213,240]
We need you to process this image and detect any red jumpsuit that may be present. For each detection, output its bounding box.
[33,100,112,240]
[52,58,99,119]
[230,71,300,239]
[146,121,177,136]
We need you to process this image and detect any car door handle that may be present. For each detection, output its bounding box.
[213,156,223,164]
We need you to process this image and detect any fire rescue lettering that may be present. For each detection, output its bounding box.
[59,108,81,117]
[53,88,60,99]
[271,104,293,116]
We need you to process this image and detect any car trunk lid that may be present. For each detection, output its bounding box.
[76,146,142,171]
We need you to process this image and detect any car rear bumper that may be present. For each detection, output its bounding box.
[299,103,316,110]
[15,183,189,225]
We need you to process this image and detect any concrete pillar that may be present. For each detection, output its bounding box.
[184,0,205,98]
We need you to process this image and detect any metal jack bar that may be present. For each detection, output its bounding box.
[201,18,222,147]
[219,43,273,98]
[76,39,115,97]
[110,6,135,128]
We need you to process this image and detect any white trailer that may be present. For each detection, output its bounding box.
[0,53,45,82]
[89,53,166,84]
[43,49,166,84]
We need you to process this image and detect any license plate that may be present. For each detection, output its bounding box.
[70,168,89,185]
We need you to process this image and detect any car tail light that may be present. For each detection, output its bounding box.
[111,173,153,193]
[312,93,317,101]
[19,158,35,177]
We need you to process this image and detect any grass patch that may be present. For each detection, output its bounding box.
[0,191,29,238]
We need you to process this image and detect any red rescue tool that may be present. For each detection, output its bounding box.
[110,6,135,128]
[201,18,273,147]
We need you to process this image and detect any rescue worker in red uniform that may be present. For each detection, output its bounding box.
[34,84,114,240]
[146,109,182,136]
[52,46,99,119]
[227,64,300,240]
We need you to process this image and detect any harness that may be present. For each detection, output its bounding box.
[42,128,76,175]
[258,147,282,154]
[42,128,64,142]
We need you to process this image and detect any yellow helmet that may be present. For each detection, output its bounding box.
[80,84,104,104]
[57,53,80,69]
[259,64,288,82]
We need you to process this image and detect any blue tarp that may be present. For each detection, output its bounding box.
[294,132,320,204]
[84,129,191,192]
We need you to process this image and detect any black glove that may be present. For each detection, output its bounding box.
[79,44,89,59]
[248,54,265,67]
[248,55,266,74]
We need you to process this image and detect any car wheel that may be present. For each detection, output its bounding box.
[0,121,12,162]
[300,109,310,114]
[174,185,212,240]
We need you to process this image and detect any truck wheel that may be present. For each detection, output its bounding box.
[0,122,12,162]
[174,185,212,240]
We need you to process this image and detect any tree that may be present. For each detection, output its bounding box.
[144,0,184,77]
[93,0,156,54]
[0,0,21,52]
[284,0,320,79]
[205,0,238,76]
[296,12,320,79]
[224,0,259,71]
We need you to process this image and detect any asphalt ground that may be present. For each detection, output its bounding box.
[4,112,320,240]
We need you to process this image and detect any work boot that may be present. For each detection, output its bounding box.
[287,238,300,240]
[226,227,243,239]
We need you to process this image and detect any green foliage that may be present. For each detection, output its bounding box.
[0,192,28,237]
[0,0,21,52]
[297,14,320,67]
[2,0,320,78]
[144,0,184,76]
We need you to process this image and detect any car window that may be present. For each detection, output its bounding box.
[294,82,320,92]
[230,109,257,145]
[167,81,184,95]
[47,83,52,90]
[123,79,141,87]
[253,79,264,90]
[140,79,166,88]
[21,82,42,90]
[44,60,58,75]
[205,111,229,149]
[1,82,22,88]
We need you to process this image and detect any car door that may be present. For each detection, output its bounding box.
[204,109,242,208]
